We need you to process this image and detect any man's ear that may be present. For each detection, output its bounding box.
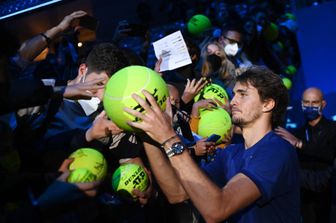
[321,99,327,109]
[78,63,88,79]
[262,99,275,113]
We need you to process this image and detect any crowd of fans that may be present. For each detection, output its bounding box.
[0,0,335,223]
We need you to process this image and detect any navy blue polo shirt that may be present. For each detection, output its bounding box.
[202,131,300,223]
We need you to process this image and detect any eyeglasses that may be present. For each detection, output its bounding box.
[222,36,242,47]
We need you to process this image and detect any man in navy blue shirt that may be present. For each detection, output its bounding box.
[125,66,300,222]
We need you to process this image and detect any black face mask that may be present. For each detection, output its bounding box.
[206,54,222,72]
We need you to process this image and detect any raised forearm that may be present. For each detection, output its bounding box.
[143,142,188,203]
[169,151,225,221]
[18,25,63,62]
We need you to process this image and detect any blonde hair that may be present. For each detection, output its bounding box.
[200,41,235,80]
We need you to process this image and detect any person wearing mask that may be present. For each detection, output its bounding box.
[124,66,300,223]
[218,23,252,70]
[200,41,236,98]
[275,87,336,223]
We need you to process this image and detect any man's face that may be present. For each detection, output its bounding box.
[301,89,324,108]
[219,30,242,48]
[230,82,263,127]
[84,71,109,100]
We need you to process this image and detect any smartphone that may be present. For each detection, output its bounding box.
[206,134,221,143]
[78,15,98,31]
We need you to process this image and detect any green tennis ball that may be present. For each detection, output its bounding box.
[68,168,96,183]
[112,163,149,200]
[285,13,296,20]
[198,108,232,144]
[68,148,107,182]
[263,22,279,42]
[187,14,211,36]
[103,65,169,132]
[194,83,229,105]
[282,77,292,90]
[285,65,297,75]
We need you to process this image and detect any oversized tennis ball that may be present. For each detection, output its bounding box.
[187,14,211,36]
[68,148,107,183]
[263,22,279,42]
[194,83,229,105]
[198,108,232,144]
[112,163,149,200]
[282,77,292,90]
[103,65,169,132]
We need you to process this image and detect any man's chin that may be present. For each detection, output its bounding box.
[232,118,244,127]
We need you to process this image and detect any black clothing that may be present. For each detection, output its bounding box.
[294,116,336,223]
[0,80,53,115]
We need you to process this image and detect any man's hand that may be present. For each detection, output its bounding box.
[62,77,105,100]
[274,126,302,148]
[213,98,231,114]
[57,10,88,32]
[85,111,123,142]
[57,158,101,197]
[132,167,156,207]
[181,78,208,104]
[154,57,163,75]
[191,99,217,117]
[194,138,216,156]
[124,90,176,144]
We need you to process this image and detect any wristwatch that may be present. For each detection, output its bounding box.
[165,142,186,158]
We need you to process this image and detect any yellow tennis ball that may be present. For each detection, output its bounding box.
[198,108,232,143]
[68,148,107,183]
[112,163,149,200]
[103,65,169,132]
[194,83,229,105]
[187,14,212,36]
[67,168,96,183]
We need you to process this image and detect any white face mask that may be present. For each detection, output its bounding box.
[78,97,101,116]
[224,43,239,56]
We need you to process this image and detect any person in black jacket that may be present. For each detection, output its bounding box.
[275,87,336,223]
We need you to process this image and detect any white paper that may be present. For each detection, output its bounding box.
[152,30,192,72]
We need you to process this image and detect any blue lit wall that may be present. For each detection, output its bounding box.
[288,1,336,127]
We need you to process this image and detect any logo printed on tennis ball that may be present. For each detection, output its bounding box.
[103,65,169,132]
[112,163,149,200]
[198,108,232,144]
[68,168,96,183]
[187,14,211,36]
[194,83,229,105]
[68,148,107,183]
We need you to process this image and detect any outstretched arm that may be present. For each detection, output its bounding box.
[124,90,261,222]
[18,10,87,63]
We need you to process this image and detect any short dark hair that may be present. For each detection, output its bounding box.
[85,42,129,77]
[236,66,288,128]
